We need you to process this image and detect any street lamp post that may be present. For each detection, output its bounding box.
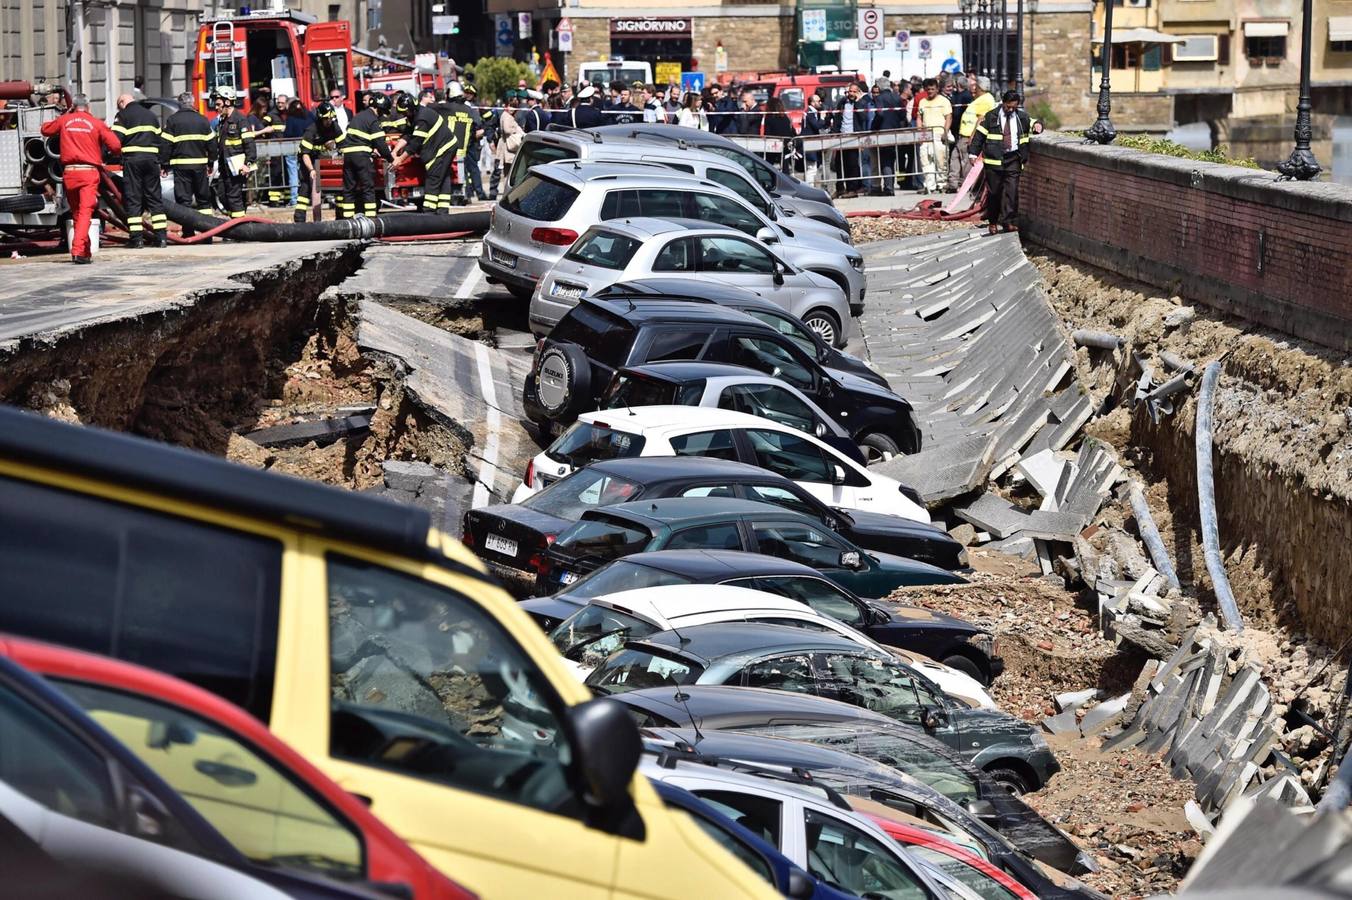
[1028,0,1037,87]
[960,0,975,76]
[1015,0,1025,93]
[1277,0,1321,179]
[1085,0,1116,143]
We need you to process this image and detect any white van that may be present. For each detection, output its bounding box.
[578,59,654,87]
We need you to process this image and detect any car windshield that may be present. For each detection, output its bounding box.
[560,560,694,600]
[545,421,646,468]
[554,517,653,563]
[603,374,703,409]
[703,144,777,191]
[586,647,700,693]
[910,846,1016,900]
[737,723,978,803]
[564,230,644,270]
[500,173,579,221]
[525,469,643,519]
[509,141,577,189]
[549,604,660,667]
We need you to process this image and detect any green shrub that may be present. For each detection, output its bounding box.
[1027,100,1060,131]
[465,57,533,104]
[1059,131,1261,169]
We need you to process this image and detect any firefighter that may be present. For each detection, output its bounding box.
[40,92,121,264]
[394,88,457,212]
[337,90,392,218]
[213,87,256,219]
[461,83,488,202]
[296,101,340,223]
[112,93,166,248]
[384,92,415,136]
[160,91,218,239]
[443,82,477,206]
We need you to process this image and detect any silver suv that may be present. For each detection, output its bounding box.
[507,129,851,240]
[481,161,866,311]
[532,218,854,346]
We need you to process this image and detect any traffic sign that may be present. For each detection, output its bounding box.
[918,37,932,59]
[517,11,532,39]
[894,29,910,51]
[802,9,828,43]
[681,71,705,93]
[857,7,884,51]
[558,29,573,52]
[495,14,514,56]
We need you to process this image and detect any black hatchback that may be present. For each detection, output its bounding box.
[463,456,963,580]
[524,296,920,462]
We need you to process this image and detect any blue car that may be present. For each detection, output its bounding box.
[647,777,854,900]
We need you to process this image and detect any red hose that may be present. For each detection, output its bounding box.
[377,230,473,243]
[169,216,279,244]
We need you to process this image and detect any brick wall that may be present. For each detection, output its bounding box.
[1022,133,1352,353]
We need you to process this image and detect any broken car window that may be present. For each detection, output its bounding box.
[326,555,577,815]
[549,605,659,670]
[585,648,699,694]
[804,808,930,899]
[818,654,926,725]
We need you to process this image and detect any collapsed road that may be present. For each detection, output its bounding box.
[0,206,1348,897]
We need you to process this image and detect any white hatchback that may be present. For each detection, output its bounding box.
[549,584,994,708]
[514,405,930,523]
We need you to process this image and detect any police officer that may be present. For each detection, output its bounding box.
[395,88,457,212]
[443,82,477,206]
[213,87,256,219]
[160,91,217,238]
[296,101,340,223]
[565,84,604,129]
[337,90,393,218]
[112,92,166,247]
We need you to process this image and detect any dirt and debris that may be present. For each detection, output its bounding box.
[849,214,973,244]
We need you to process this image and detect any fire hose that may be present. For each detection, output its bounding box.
[161,201,489,243]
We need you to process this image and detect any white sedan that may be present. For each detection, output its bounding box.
[548,584,994,708]
[513,405,930,523]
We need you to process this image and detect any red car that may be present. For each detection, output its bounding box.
[868,815,1038,900]
[0,634,475,900]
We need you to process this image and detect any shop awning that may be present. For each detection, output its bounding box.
[1329,16,1352,42]
[1092,27,1187,44]
[1243,21,1290,38]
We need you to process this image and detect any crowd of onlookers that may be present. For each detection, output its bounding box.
[483,68,999,199]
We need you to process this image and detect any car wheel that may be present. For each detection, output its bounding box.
[0,194,45,214]
[803,308,844,349]
[984,765,1033,796]
[534,343,592,418]
[505,282,534,301]
[941,653,986,684]
[859,431,902,465]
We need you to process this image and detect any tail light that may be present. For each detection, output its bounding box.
[531,227,579,246]
[461,524,476,548]
[528,534,557,576]
[524,458,536,489]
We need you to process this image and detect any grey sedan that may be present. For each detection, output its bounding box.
[532,218,854,347]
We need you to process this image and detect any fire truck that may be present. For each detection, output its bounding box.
[192,7,425,206]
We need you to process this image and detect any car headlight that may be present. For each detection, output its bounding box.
[848,256,864,272]
[1029,730,1049,751]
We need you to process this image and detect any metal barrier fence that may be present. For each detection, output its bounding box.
[722,127,960,196]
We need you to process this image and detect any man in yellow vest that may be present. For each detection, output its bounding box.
[949,75,996,192]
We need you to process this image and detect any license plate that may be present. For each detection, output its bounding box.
[484,534,518,557]
[490,247,517,269]
[551,282,585,301]
[559,571,579,585]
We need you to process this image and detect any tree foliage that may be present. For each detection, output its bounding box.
[466,57,533,103]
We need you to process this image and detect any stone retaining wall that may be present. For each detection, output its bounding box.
[1021,134,1352,354]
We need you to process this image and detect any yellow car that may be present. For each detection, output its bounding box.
[0,406,777,900]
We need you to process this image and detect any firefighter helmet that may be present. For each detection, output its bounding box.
[315,101,338,122]
[368,91,392,114]
[393,92,416,118]
[445,81,464,100]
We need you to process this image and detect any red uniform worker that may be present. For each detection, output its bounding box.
[41,95,120,264]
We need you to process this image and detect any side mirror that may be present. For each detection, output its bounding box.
[839,550,864,570]
[772,262,785,285]
[815,421,828,438]
[569,697,642,811]
[832,464,848,485]
[921,706,950,731]
[124,783,173,843]
[869,605,891,626]
[756,226,778,244]
[966,799,1000,822]
[787,869,816,899]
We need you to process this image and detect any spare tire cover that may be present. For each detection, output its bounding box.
[535,343,592,416]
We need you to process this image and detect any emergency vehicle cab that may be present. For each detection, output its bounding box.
[192,7,353,113]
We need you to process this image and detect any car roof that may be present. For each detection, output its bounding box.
[587,455,770,481]
[618,361,771,382]
[578,403,796,435]
[617,549,824,580]
[595,278,771,305]
[0,406,442,563]
[585,496,793,528]
[534,159,739,195]
[594,584,806,620]
[577,296,769,328]
[634,621,869,662]
[591,123,748,150]
[589,216,739,240]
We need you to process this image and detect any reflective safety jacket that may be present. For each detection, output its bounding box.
[216,110,257,169]
[959,92,997,139]
[403,104,457,165]
[112,101,163,158]
[444,100,477,160]
[968,106,1031,167]
[160,108,217,169]
[339,108,393,161]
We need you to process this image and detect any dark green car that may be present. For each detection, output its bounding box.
[540,497,965,597]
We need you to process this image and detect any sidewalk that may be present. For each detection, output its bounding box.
[831,187,962,217]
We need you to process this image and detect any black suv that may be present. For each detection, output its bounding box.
[524,298,920,461]
[590,278,889,389]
